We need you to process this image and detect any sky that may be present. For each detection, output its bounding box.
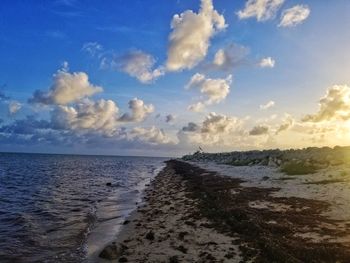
[0,0,350,157]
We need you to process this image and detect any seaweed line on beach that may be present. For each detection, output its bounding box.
[171,160,350,262]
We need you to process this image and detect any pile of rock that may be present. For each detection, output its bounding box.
[182,146,350,169]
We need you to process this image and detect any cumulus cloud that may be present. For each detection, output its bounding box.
[82,41,163,84]
[52,99,120,133]
[109,50,164,84]
[0,114,173,149]
[237,0,284,21]
[8,101,22,115]
[166,0,226,71]
[188,102,205,112]
[186,73,232,111]
[179,112,246,146]
[29,69,103,105]
[210,44,249,71]
[51,97,154,134]
[165,114,176,124]
[0,91,20,115]
[260,100,275,110]
[119,98,154,122]
[259,57,275,68]
[249,125,269,135]
[279,5,310,27]
[129,126,174,145]
[302,85,350,122]
[201,113,241,134]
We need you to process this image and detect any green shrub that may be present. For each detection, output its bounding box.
[227,159,251,166]
[281,161,318,175]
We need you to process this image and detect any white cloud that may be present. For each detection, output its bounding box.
[213,49,226,66]
[110,50,164,84]
[186,73,232,111]
[51,97,153,135]
[119,98,154,122]
[279,5,310,27]
[29,69,103,105]
[211,44,249,71]
[302,85,350,122]
[188,101,206,112]
[129,126,174,145]
[52,99,120,134]
[166,0,227,71]
[237,0,284,21]
[259,57,275,68]
[178,112,246,146]
[201,112,241,134]
[8,101,22,115]
[260,100,275,110]
[0,113,175,149]
[62,61,69,71]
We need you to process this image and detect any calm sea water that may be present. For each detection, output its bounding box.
[0,153,167,262]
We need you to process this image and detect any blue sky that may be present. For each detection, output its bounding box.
[1,0,350,156]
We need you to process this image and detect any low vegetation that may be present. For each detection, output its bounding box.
[280,160,318,175]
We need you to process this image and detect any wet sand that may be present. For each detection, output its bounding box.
[99,160,350,262]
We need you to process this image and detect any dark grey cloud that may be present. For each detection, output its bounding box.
[0,116,51,135]
[182,122,199,132]
[165,114,176,123]
[249,125,269,136]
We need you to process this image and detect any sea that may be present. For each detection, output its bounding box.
[0,152,167,262]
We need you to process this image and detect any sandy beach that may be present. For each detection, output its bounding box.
[97,159,350,262]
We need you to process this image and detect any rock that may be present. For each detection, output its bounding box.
[329,159,343,166]
[177,245,188,253]
[145,231,155,241]
[268,157,278,167]
[206,253,216,260]
[224,252,235,259]
[169,256,179,263]
[99,242,127,260]
[178,231,188,240]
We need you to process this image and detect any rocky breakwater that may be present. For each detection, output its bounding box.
[183,146,350,175]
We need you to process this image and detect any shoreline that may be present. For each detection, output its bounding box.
[86,162,166,263]
[98,160,350,262]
